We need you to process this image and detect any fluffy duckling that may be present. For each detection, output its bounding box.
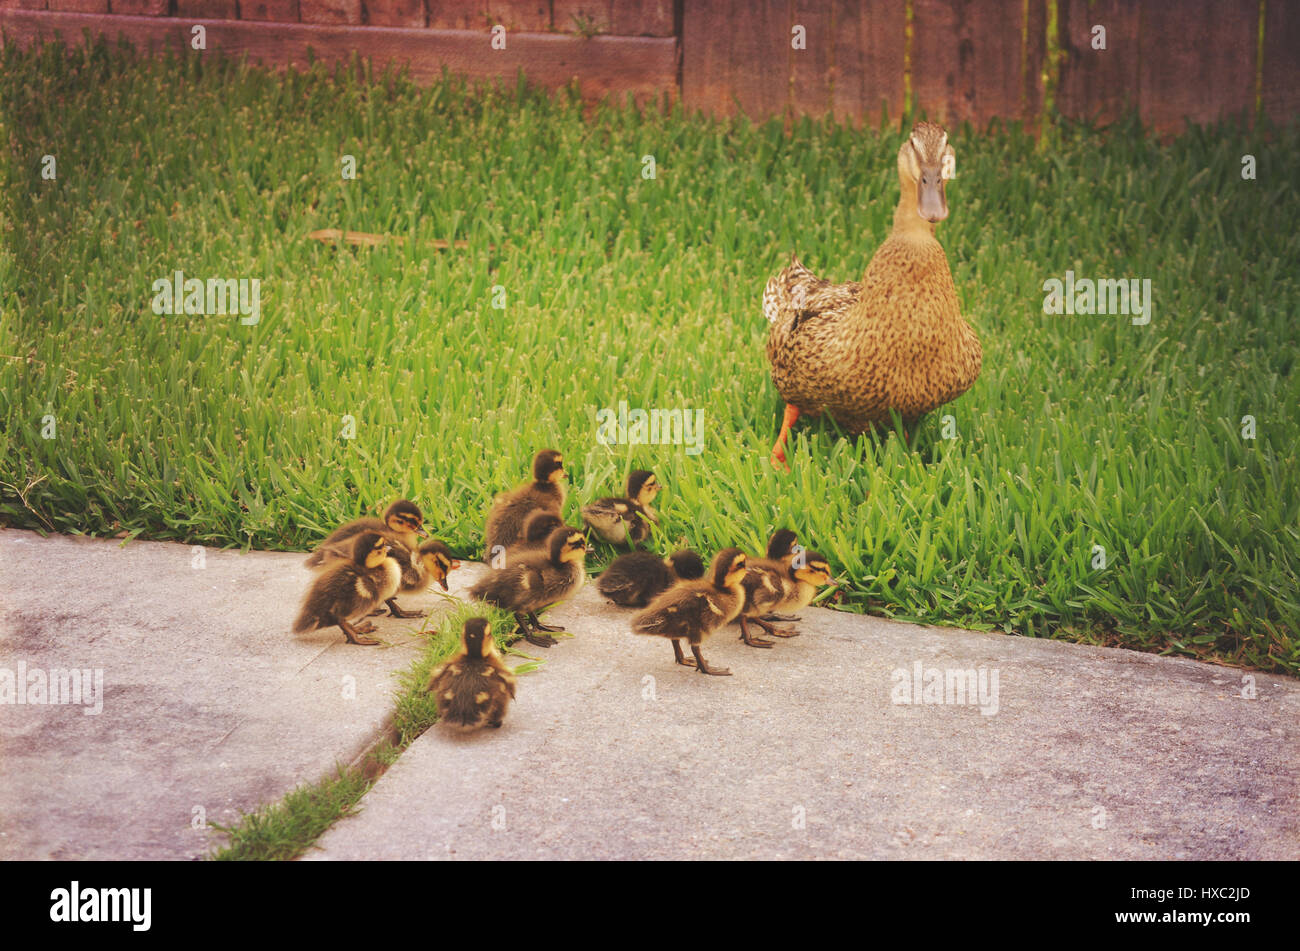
[469,526,591,648]
[632,548,749,676]
[304,499,428,569]
[381,539,461,618]
[597,548,705,607]
[739,549,836,646]
[427,618,517,731]
[519,510,567,549]
[292,531,401,646]
[581,469,661,545]
[483,449,567,560]
[739,528,803,634]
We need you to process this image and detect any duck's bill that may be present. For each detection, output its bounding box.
[918,178,948,222]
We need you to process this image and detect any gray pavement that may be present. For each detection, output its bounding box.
[306,584,1300,860]
[0,528,464,860]
[2,528,1297,860]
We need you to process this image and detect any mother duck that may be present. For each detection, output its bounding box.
[764,121,981,466]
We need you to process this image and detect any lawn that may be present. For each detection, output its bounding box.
[2,40,1297,674]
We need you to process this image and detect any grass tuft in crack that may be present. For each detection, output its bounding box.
[208,601,524,860]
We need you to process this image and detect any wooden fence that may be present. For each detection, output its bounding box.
[2,1,1297,130]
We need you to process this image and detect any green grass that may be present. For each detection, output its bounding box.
[209,599,523,860]
[2,39,1297,675]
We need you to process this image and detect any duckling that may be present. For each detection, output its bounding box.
[483,449,567,560]
[469,526,591,648]
[752,528,805,624]
[764,121,981,466]
[519,510,567,549]
[739,549,836,645]
[427,618,517,730]
[380,539,461,618]
[580,469,661,545]
[292,531,402,646]
[597,548,705,607]
[735,529,802,647]
[632,548,749,676]
[304,499,428,569]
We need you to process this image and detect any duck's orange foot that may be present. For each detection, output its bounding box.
[769,403,800,472]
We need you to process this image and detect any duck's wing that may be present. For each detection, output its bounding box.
[633,587,723,638]
[763,255,862,336]
[741,564,787,614]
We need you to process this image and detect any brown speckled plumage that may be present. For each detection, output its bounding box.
[764,122,981,434]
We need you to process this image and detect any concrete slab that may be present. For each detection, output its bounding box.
[0,528,476,860]
[308,581,1300,860]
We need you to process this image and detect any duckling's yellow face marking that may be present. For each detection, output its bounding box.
[637,477,661,505]
[547,457,567,483]
[423,552,456,583]
[723,556,748,587]
[560,532,589,562]
[364,539,392,569]
[796,561,834,586]
[388,513,425,537]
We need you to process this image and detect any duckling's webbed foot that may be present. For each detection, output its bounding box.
[516,613,557,648]
[353,619,379,635]
[739,618,775,648]
[385,598,426,619]
[762,613,800,623]
[339,620,380,646]
[671,640,696,668]
[749,616,797,639]
[691,645,731,677]
[528,611,565,633]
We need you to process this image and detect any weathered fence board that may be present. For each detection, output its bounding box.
[829,0,905,127]
[790,3,833,118]
[364,0,424,28]
[681,0,790,119]
[1262,0,1300,126]
[1,1,1296,129]
[300,0,360,26]
[177,0,238,18]
[238,1,299,22]
[553,0,675,37]
[1139,0,1256,130]
[0,9,678,103]
[913,0,1042,126]
[1056,0,1139,124]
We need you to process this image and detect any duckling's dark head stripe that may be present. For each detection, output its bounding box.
[628,469,656,496]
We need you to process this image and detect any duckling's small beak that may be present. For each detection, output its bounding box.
[437,577,449,591]
[416,524,430,538]
[450,560,461,570]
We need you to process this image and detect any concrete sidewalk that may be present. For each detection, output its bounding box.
[0,528,469,860]
[2,528,1298,860]
[305,586,1300,860]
